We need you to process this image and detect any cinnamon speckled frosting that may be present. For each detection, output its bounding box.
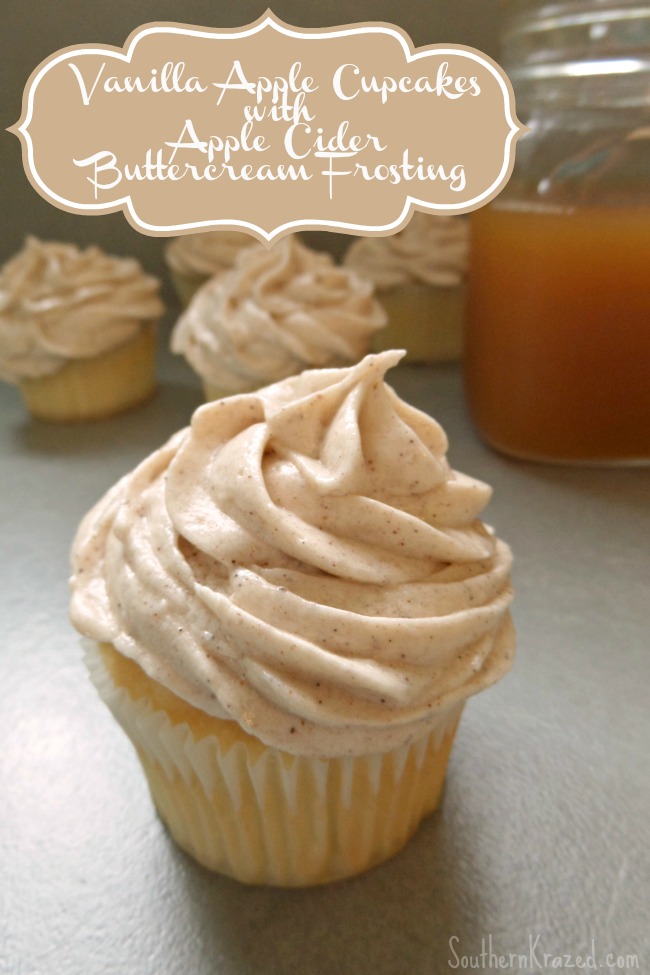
[0,237,164,383]
[165,231,254,279]
[344,212,469,289]
[171,237,387,393]
[70,351,514,757]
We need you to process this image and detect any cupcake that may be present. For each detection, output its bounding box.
[0,237,164,422]
[344,212,469,362]
[70,350,515,887]
[165,231,256,307]
[171,237,387,400]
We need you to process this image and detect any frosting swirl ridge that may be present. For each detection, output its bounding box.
[171,237,387,393]
[0,237,163,383]
[344,212,469,289]
[165,230,254,278]
[70,351,514,756]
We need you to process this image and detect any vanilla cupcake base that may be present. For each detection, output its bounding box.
[85,641,463,887]
[170,270,209,309]
[19,324,157,422]
[202,378,264,402]
[372,282,466,362]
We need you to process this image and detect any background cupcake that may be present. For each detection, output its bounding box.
[165,230,257,307]
[171,236,387,400]
[70,350,515,887]
[344,212,469,362]
[0,237,164,422]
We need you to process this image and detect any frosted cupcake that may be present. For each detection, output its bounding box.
[0,237,164,422]
[344,212,469,362]
[165,231,255,307]
[171,237,387,400]
[70,350,515,887]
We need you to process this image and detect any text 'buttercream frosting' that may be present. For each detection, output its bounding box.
[70,351,514,756]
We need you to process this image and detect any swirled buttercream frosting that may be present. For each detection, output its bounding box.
[344,212,469,289]
[0,237,164,383]
[171,237,387,393]
[165,231,254,279]
[70,351,514,756]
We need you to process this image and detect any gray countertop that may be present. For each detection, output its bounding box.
[1,339,649,975]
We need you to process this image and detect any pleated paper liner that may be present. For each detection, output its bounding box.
[20,323,157,422]
[84,640,463,887]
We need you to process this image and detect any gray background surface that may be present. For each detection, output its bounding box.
[2,347,649,975]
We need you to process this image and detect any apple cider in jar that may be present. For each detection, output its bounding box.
[466,0,650,463]
[467,202,650,462]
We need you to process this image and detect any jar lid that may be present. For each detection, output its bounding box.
[501,1,650,108]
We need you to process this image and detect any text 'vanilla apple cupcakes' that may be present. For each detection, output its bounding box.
[70,351,515,886]
[171,236,387,401]
[0,237,164,422]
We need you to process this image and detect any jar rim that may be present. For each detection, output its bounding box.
[503,3,650,37]
[509,55,650,79]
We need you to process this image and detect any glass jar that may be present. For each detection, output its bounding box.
[465,1,650,463]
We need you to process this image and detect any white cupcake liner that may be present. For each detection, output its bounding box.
[84,640,463,886]
[20,323,157,422]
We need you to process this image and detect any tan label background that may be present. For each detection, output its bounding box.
[10,13,525,240]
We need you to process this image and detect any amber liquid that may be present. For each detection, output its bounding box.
[465,205,650,462]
